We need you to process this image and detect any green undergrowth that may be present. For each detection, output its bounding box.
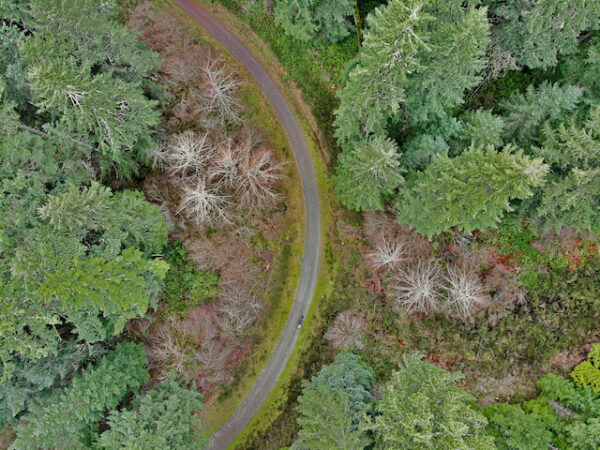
[161,241,219,316]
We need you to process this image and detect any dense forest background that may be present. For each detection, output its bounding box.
[3,0,600,448]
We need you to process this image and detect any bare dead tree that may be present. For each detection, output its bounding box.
[161,48,204,88]
[389,259,442,314]
[147,139,169,170]
[219,282,262,335]
[235,146,284,212]
[484,38,520,81]
[443,265,490,321]
[324,311,365,350]
[201,58,243,125]
[146,317,188,381]
[208,138,242,189]
[367,235,408,273]
[176,175,231,227]
[164,131,215,176]
[190,318,233,389]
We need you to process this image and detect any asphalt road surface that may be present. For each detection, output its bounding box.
[171,1,322,448]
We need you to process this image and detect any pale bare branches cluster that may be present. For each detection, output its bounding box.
[219,282,262,335]
[443,265,489,321]
[135,4,285,228]
[155,131,215,175]
[366,213,490,322]
[201,59,243,126]
[208,137,284,212]
[176,176,231,227]
[389,259,442,314]
[367,235,408,272]
[324,311,365,350]
[233,144,284,211]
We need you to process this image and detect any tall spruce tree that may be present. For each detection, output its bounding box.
[396,144,548,237]
[333,135,404,211]
[363,353,494,449]
[334,0,489,145]
[532,106,600,232]
[98,379,206,450]
[12,342,149,450]
[501,82,583,147]
[294,353,374,448]
[274,0,355,43]
[485,0,600,69]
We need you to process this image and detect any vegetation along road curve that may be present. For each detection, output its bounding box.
[171,1,322,448]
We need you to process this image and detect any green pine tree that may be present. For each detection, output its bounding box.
[396,144,548,237]
[485,0,600,69]
[12,342,149,450]
[98,379,207,450]
[333,135,404,211]
[363,353,494,449]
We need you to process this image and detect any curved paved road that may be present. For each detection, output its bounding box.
[171,1,322,449]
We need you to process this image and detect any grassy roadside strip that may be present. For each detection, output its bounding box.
[156,0,334,440]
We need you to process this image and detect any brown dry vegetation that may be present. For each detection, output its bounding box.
[125,3,288,399]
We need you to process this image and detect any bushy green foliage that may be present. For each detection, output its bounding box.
[3,0,162,179]
[540,374,600,418]
[396,144,548,237]
[333,135,404,211]
[274,0,355,43]
[294,352,374,448]
[37,248,168,339]
[501,82,583,147]
[294,384,369,449]
[483,348,600,450]
[308,352,374,423]
[162,241,219,315]
[334,0,489,144]
[557,32,600,98]
[400,117,462,169]
[459,109,506,148]
[485,0,600,69]
[12,342,149,449]
[483,403,553,450]
[363,353,494,449]
[566,418,600,450]
[39,183,168,258]
[531,106,600,232]
[97,378,206,450]
[572,362,600,394]
[0,0,168,383]
[571,344,600,393]
[0,339,106,428]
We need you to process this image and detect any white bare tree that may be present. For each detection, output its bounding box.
[176,175,231,227]
[146,318,188,381]
[164,131,215,175]
[389,259,442,314]
[208,138,242,189]
[202,59,243,125]
[367,235,408,272]
[443,265,489,321]
[236,147,284,211]
[324,311,364,350]
[219,282,262,335]
[147,138,170,171]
